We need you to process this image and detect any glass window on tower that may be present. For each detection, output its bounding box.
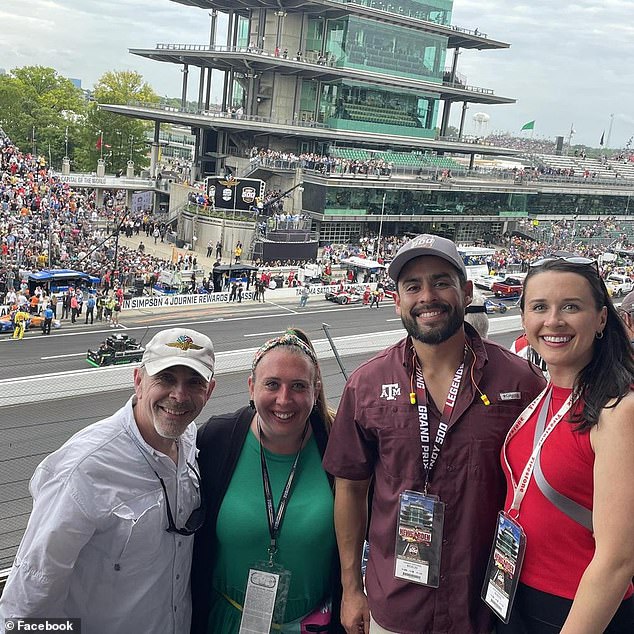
[325,16,446,81]
[327,0,453,27]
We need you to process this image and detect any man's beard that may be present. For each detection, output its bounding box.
[401,303,463,345]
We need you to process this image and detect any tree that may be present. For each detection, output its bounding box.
[74,70,159,173]
[0,66,85,166]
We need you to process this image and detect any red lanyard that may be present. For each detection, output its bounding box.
[503,385,575,517]
[412,348,465,493]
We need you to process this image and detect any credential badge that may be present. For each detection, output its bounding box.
[380,383,401,401]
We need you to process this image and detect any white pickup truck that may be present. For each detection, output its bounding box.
[605,274,634,297]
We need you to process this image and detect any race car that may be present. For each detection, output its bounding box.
[324,286,364,305]
[86,334,145,367]
[0,313,62,333]
[483,298,508,314]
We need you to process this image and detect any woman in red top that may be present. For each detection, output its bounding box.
[500,257,634,633]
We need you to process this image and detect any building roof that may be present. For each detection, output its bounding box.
[169,0,509,50]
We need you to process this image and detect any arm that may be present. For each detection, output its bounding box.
[0,467,96,619]
[334,477,371,634]
[560,395,634,634]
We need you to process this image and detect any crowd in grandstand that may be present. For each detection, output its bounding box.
[248,147,395,176]
[4,126,634,335]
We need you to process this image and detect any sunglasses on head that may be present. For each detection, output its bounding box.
[530,256,599,272]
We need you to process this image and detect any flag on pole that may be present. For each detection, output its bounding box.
[599,131,605,146]
[521,120,535,131]
[96,132,103,150]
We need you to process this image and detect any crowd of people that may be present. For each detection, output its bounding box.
[248,147,395,176]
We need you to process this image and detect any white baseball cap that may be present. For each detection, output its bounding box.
[142,328,215,381]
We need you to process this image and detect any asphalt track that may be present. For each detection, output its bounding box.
[0,295,521,570]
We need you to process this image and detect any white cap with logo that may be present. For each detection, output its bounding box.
[141,328,215,382]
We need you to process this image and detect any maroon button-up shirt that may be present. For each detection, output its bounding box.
[324,328,545,634]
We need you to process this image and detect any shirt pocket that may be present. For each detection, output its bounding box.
[467,403,522,482]
[111,490,164,565]
[364,405,421,480]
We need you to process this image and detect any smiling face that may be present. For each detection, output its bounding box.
[133,365,214,441]
[394,256,472,345]
[249,347,318,448]
[522,270,607,386]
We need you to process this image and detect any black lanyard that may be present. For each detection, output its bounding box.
[258,417,309,564]
[412,347,465,493]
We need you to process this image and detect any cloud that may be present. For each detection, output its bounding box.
[3,0,632,147]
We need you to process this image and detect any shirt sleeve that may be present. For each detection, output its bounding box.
[0,465,97,619]
[323,376,376,480]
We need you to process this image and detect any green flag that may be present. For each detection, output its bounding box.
[521,120,535,131]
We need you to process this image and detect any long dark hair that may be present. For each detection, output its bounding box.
[520,259,634,430]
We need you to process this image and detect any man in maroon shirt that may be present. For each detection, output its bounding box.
[323,234,544,634]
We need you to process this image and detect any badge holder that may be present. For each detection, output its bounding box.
[394,490,445,587]
[482,511,526,624]
[239,552,292,634]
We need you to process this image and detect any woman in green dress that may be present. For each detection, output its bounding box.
[191,328,343,633]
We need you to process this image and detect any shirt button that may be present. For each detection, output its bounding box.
[174,606,177,612]
[446,465,454,471]
[178,541,182,547]
[442,538,448,545]
[392,406,398,413]
[176,574,180,580]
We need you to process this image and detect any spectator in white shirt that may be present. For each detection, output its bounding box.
[0,328,216,634]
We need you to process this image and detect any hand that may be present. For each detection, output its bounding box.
[341,588,370,634]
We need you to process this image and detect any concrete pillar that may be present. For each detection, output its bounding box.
[209,9,218,47]
[150,144,160,178]
[150,122,160,178]
[440,101,452,137]
[459,101,468,139]
[61,157,71,175]
[96,159,105,177]
[197,67,205,111]
[469,153,475,170]
[205,68,212,109]
[181,64,189,110]
[95,188,104,207]
[126,160,135,178]
[126,190,132,209]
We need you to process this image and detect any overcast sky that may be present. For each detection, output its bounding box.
[2,0,632,148]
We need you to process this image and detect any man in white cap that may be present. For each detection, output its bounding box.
[0,328,216,634]
[324,234,545,634]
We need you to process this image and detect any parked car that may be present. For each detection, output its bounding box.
[492,275,526,298]
[473,274,506,291]
[605,274,634,297]
[0,314,62,333]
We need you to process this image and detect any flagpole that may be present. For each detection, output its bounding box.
[606,113,615,151]
[100,131,104,160]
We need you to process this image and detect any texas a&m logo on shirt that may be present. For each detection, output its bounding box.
[380,383,401,401]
